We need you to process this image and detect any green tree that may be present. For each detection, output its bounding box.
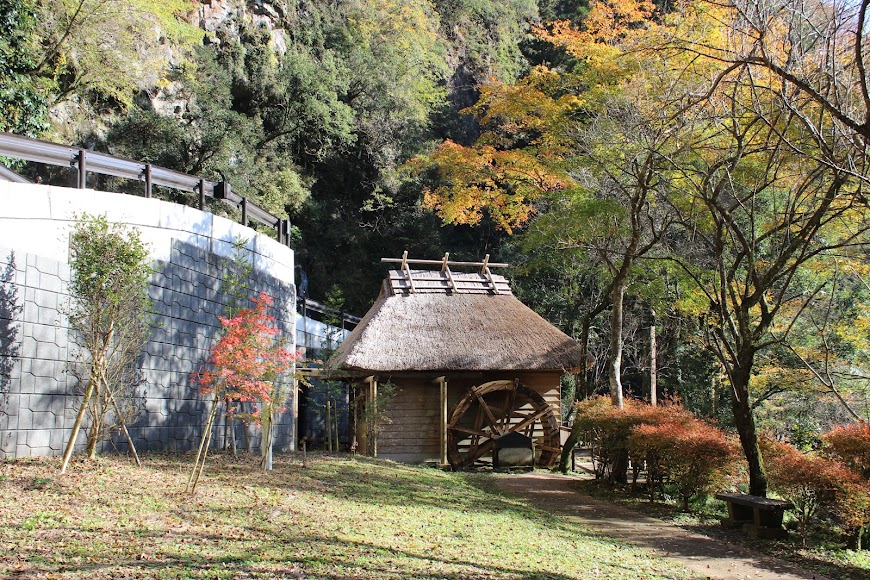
[60,214,153,473]
[656,0,870,496]
[36,0,200,108]
[0,0,52,136]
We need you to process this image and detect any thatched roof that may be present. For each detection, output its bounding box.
[326,269,583,374]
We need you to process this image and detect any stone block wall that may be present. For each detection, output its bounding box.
[0,183,296,459]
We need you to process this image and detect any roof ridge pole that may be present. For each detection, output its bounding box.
[442,252,458,293]
[482,253,500,295]
[401,250,416,293]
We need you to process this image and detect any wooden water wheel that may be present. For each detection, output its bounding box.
[447,380,560,470]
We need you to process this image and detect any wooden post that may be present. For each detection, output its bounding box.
[352,383,359,454]
[649,310,658,407]
[326,399,333,452]
[292,379,299,451]
[436,376,448,466]
[333,398,340,452]
[198,179,206,210]
[365,376,378,457]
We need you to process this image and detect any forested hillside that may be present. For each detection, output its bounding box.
[2,0,869,494]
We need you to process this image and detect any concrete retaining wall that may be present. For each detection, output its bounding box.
[0,183,296,458]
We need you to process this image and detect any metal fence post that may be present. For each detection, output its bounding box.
[144,164,152,198]
[77,149,86,189]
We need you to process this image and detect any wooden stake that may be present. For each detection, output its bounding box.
[332,399,340,452]
[437,376,448,466]
[187,397,220,493]
[60,372,98,474]
[326,400,333,453]
[103,375,140,468]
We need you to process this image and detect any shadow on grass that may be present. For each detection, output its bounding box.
[485,471,870,580]
[6,526,582,580]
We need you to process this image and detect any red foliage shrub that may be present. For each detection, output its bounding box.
[574,397,737,504]
[573,397,675,481]
[823,422,870,480]
[630,416,738,510]
[763,437,865,547]
[194,293,297,422]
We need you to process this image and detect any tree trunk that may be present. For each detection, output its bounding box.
[559,309,602,472]
[610,449,629,484]
[559,424,583,474]
[730,356,768,497]
[59,374,97,474]
[261,407,274,471]
[649,310,657,406]
[609,282,626,408]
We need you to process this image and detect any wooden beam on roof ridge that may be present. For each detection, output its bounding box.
[381,252,509,269]
[441,252,458,292]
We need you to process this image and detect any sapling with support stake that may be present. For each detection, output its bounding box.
[60,214,153,474]
[187,293,295,493]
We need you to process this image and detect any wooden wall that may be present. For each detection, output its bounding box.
[364,372,562,464]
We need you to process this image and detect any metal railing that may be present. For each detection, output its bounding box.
[0,132,291,245]
[298,297,361,328]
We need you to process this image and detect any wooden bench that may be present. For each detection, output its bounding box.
[715,493,794,539]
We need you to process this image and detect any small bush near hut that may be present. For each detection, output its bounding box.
[573,397,737,509]
[821,422,870,549]
[572,397,664,481]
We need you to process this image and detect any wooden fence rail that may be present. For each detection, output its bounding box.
[0,132,290,245]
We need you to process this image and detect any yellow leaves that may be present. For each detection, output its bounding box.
[468,71,579,153]
[532,0,658,89]
[537,0,655,51]
[418,140,570,233]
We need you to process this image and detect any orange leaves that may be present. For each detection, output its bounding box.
[470,67,580,152]
[194,293,297,420]
[420,140,569,233]
[762,435,867,545]
[533,0,656,83]
[538,0,655,51]
[417,67,580,233]
[823,422,870,479]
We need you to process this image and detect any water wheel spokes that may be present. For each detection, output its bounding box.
[447,379,560,470]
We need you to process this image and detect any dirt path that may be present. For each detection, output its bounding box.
[490,472,829,580]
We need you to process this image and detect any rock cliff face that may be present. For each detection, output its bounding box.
[194,0,288,53]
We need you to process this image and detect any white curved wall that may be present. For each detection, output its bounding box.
[0,182,297,458]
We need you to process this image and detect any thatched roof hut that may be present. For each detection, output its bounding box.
[327,273,582,374]
[327,256,582,469]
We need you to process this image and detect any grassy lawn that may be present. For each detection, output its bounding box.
[0,453,698,579]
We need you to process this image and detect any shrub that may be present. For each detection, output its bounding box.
[764,438,863,547]
[823,422,870,480]
[573,397,668,481]
[834,480,870,550]
[630,416,738,510]
[821,421,870,548]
